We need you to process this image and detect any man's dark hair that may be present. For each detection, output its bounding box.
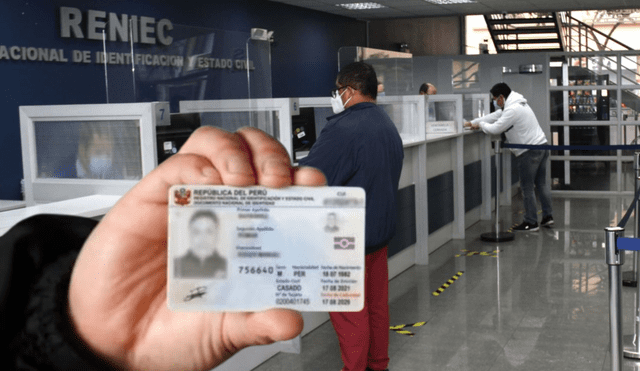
[190,210,218,226]
[336,62,378,100]
[419,83,429,94]
[490,83,511,99]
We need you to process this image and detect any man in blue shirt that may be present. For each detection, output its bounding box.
[299,62,404,371]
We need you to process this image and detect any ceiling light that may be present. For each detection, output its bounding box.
[424,0,477,4]
[336,2,387,10]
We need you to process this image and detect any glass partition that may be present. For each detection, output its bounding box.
[463,93,491,121]
[34,120,142,180]
[548,51,640,194]
[99,24,272,108]
[338,46,413,96]
[425,94,462,136]
[377,95,426,145]
[19,102,166,205]
[298,96,425,149]
[179,98,298,161]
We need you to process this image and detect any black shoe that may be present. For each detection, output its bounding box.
[540,215,554,226]
[512,221,539,231]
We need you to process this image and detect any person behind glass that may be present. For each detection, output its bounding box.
[76,123,117,179]
[299,62,404,371]
[418,82,437,95]
[464,82,554,231]
[175,210,226,278]
[377,76,385,97]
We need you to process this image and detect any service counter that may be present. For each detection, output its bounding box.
[0,200,26,212]
[5,98,517,371]
[213,95,517,371]
[0,195,119,236]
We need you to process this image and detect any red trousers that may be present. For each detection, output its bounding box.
[330,246,389,371]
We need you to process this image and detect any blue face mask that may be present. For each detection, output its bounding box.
[89,156,112,178]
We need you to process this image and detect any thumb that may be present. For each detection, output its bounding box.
[223,309,304,352]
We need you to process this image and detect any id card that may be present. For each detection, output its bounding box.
[167,185,365,312]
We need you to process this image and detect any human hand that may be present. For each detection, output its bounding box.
[464,121,479,130]
[69,126,326,370]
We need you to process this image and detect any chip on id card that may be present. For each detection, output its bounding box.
[167,185,365,312]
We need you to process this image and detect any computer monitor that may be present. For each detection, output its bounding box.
[291,107,318,162]
[19,102,169,205]
[157,113,201,165]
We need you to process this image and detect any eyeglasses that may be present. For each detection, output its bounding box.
[331,86,351,98]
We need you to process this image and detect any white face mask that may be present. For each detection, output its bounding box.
[493,95,504,110]
[330,87,352,114]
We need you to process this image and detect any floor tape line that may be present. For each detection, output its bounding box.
[389,321,428,337]
[432,271,464,297]
[455,249,499,258]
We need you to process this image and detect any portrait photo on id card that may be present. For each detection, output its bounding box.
[173,209,227,279]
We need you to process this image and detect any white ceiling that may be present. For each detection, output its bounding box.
[269,0,639,20]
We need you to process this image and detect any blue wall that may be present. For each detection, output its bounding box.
[0,0,366,200]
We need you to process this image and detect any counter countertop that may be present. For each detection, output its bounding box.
[0,200,27,212]
[0,195,121,236]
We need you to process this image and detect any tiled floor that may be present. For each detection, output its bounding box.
[252,195,640,371]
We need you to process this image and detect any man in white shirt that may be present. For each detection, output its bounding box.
[465,83,553,231]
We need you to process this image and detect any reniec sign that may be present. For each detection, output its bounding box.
[59,6,174,46]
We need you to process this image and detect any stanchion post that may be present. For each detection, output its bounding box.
[623,153,640,287]
[480,139,514,242]
[494,139,501,236]
[624,153,640,358]
[636,152,640,276]
[606,226,625,371]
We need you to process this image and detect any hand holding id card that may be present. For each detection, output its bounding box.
[168,185,365,312]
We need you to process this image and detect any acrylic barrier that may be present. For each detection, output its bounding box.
[426,94,463,137]
[298,95,427,149]
[19,102,169,205]
[338,46,414,96]
[179,98,300,162]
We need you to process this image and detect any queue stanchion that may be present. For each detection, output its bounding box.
[624,153,640,358]
[481,139,514,242]
[606,226,625,371]
[623,152,640,288]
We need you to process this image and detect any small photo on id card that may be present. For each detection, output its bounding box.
[167,185,365,312]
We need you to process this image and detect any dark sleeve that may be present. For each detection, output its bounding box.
[299,123,356,186]
[0,214,116,370]
[10,250,116,370]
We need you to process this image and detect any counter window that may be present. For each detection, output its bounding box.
[34,120,143,180]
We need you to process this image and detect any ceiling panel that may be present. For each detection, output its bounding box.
[269,0,638,19]
[390,4,456,16]
[436,4,498,14]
